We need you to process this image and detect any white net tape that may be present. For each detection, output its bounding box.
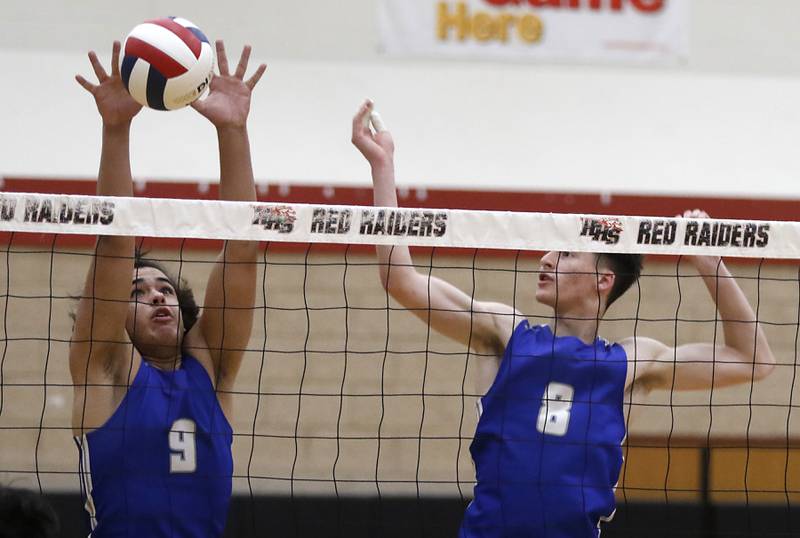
[0,192,794,257]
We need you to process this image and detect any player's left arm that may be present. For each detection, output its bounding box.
[192,41,267,383]
[624,210,776,392]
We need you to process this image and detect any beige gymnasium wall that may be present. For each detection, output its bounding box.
[2,0,800,511]
[1,245,797,500]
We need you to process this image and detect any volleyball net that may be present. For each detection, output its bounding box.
[1,192,799,535]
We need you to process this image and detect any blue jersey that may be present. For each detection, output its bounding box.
[75,355,233,537]
[460,321,627,538]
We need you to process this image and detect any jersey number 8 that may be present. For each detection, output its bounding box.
[536,382,574,437]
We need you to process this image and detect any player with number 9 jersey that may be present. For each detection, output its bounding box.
[71,39,267,536]
[75,354,233,536]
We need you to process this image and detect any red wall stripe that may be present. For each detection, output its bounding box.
[3,177,798,220]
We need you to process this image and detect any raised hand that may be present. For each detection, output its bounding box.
[192,41,266,129]
[679,209,723,273]
[352,99,394,167]
[76,41,142,127]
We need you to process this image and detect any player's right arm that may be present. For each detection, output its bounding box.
[70,42,142,388]
[351,101,518,359]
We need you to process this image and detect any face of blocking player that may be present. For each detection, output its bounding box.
[535,251,615,316]
[126,266,185,359]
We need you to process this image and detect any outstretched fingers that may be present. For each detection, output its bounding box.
[215,40,230,77]
[87,50,109,82]
[77,42,122,92]
[236,45,266,89]
[110,41,121,77]
[234,45,251,79]
[246,64,267,90]
[75,74,96,93]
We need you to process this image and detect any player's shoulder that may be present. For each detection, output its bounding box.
[500,317,556,351]
[470,300,520,327]
[475,300,520,318]
[619,335,669,358]
[473,301,524,356]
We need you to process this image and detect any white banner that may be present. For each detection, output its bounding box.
[378,0,689,65]
[1,193,798,259]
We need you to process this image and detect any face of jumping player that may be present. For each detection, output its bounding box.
[535,251,615,314]
[125,266,184,357]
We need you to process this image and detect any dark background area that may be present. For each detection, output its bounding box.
[48,494,800,538]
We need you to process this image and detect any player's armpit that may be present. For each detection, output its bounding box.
[621,336,666,393]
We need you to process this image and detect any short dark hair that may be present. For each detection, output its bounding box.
[597,253,643,309]
[0,487,59,538]
[134,253,199,333]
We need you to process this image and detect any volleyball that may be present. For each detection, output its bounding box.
[120,17,214,111]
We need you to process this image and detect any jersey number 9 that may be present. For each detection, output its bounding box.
[169,418,197,473]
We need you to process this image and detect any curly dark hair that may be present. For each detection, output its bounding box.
[134,253,200,333]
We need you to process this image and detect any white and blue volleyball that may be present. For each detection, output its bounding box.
[121,17,214,111]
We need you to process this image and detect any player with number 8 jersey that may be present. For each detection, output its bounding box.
[464,321,627,535]
[70,39,266,536]
[351,100,776,537]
